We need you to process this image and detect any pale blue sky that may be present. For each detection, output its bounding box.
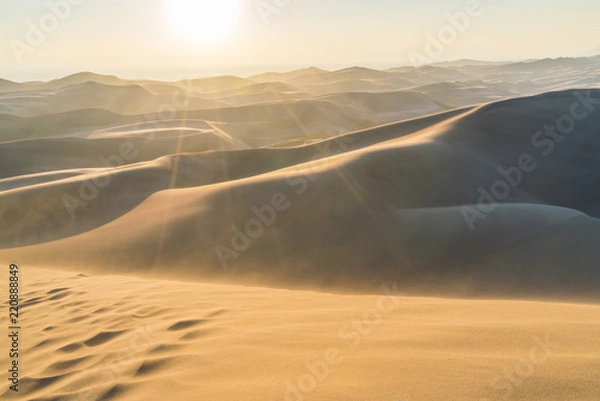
[0,0,599,81]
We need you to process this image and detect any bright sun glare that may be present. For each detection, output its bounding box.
[167,0,239,45]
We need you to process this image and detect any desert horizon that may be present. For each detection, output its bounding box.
[1,1,600,400]
[3,53,598,83]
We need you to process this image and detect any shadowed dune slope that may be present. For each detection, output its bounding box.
[0,81,227,117]
[0,99,369,146]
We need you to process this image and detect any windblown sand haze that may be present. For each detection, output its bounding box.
[1,52,600,400]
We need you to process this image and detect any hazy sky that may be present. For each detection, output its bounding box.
[1,0,599,81]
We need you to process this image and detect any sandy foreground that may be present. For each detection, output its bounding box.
[1,268,599,401]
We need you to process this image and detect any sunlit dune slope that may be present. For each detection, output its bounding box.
[1,90,599,298]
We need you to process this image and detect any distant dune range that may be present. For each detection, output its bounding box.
[1,57,600,299]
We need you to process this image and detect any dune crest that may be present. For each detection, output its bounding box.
[0,84,599,298]
[2,57,600,401]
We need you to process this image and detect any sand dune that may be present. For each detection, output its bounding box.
[0,78,21,92]
[1,268,599,401]
[0,81,226,117]
[407,81,517,108]
[250,66,328,83]
[1,88,599,298]
[184,75,256,93]
[205,82,313,106]
[1,59,599,400]
[38,72,129,90]
[320,90,448,121]
[288,66,398,86]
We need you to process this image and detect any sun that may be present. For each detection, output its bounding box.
[166,0,240,45]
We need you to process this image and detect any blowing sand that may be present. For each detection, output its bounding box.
[1,58,600,400]
[1,268,600,401]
